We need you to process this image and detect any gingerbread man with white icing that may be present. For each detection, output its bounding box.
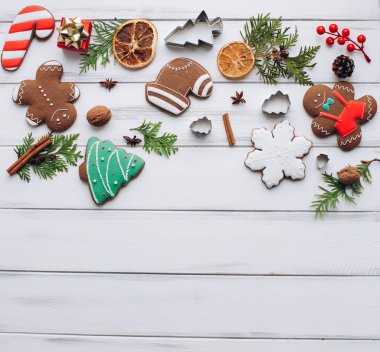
[12,60,80,132]
[303,81,377,151]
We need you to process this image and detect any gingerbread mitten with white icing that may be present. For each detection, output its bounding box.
[303,81,377,151]
[146,58,213,115]
[12,60,80,132]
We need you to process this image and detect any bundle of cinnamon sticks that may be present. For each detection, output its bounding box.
[7,136,52,176]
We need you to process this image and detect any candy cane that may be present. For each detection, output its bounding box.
[1,6,55,71]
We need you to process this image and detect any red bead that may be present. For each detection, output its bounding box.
[342,28,350,37]
[316,26,325,35]
[329,24,338,33]
[326,37,334,45]
[347,44,355,52]
[357,34,366,43]
[337,37,345,45]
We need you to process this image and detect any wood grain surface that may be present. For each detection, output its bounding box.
[0,0,379,351]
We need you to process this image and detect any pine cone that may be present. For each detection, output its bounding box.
[337,166,361,185]
[332,55,355,78]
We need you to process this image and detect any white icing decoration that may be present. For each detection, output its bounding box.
[41,61,62,70]
[193,74,210,95]
[147,86,188,109]
[51,109,68,121]
[86,142,100,204]
[25,111,40,126]
[12,83,22,103]
[340,131,362,146]
[13,9,52,25]
[147,96,183,115]
[245,120,312,188]
[335,84,355,94]
[314,91,326,108]
[312,121,330,135]
[366,95,373,121]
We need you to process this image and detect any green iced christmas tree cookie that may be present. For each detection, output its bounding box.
[79,137,144,204]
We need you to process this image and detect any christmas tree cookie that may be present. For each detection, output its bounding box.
[79,137,144,205]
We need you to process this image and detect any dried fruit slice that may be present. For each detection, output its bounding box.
[217,41,255,79]
[113,19,158,69]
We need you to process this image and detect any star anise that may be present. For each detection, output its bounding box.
[99,78,118,91]
[123,135,142,147]
[231,91,246,104]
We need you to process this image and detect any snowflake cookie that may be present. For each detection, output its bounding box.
[245,120,312,188]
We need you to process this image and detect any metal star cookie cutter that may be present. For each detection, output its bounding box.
[262,91,291,117]
[190,116,212,135]
[165,11,223,48]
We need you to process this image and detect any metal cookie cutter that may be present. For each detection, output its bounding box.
[262,91,291,117]
[165,11,223,48]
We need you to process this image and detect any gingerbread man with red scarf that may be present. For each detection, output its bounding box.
[303,82,377,151]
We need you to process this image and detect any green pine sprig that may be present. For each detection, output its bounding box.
[79,19,124,74]
[311,159,379,218]
[241,13,320,85]
[14,133,82,182]
[131,121,178,157]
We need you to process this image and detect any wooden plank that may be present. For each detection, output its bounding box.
[1,146,380,210]
[0,210,379,275]
[0,334,379,352]
[0,0,378,21]
[0,20,379,83]
[1,83,380,148]
[1,272,380,338]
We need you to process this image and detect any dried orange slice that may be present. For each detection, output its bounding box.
[113,19,158,69]
[217,41,255,79]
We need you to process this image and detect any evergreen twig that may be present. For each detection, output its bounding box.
[311,159,380,218]
[131,121,178,157]
[241,13,320,85]
[14,133,82,182]
[79,19,124,74]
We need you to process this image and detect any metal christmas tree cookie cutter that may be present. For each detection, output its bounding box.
[165,11,223,48]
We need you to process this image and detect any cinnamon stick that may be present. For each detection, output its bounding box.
[7,136,52,175]
[222,113,235,145]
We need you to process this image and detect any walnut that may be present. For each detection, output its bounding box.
[337,166,361,185]
[86,106,112,127]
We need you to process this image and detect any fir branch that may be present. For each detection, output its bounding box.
[241,13,320,85]
[311,159,380,218]
[79,19,124,74]
[131,121,178,157]
[15,133,82,182]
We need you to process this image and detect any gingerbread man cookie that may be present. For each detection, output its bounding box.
[12,61,80,132]
[146,58,213,115]
[303,82,377,151]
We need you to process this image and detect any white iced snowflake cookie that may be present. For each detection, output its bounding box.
[245,120,312,188]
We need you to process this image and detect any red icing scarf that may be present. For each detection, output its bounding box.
[319,90,365,137]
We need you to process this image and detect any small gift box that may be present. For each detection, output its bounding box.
[57,17,92,53]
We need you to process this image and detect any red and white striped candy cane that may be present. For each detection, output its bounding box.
[1,6,55,71]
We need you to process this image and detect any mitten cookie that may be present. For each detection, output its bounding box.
[146,58,213,115]
[1,6,55,71]
[12,61,80,132]
[303,82,377,151]
[79,137,145,205]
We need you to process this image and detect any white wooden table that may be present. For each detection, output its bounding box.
[0,0,380,351]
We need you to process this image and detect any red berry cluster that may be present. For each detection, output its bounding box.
[316,24,371,63]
